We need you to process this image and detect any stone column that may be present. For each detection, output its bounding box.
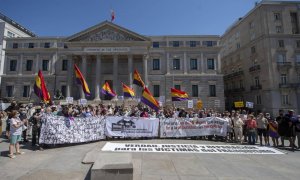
[35,54,40,74]
[201,53,205,74]
[66,55,73,97]
[94,55,101,100]
[128,55,133,87]
[183,52,187,74]
[143,55,148,87]
[113,55,118,94]
[51,53,57,75]
[166,52,170,74]
[217,53,221,73]
[18,54,23,75]
[80,55,87,99]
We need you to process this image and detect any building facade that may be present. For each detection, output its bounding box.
[221,1,300,115]
[0,12,35,87]
[2,21,224,110]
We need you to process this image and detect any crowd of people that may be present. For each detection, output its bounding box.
[0,100,300,159]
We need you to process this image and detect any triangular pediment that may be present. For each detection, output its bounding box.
[66,21,150,42]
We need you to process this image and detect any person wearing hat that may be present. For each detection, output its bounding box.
[31,106,43,150]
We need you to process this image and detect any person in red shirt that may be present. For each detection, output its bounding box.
[247,114,257,145]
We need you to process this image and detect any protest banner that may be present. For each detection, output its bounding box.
[187,100,193,108]
[66,97,73,104]
[105,116,159,138]
[160,117,228,137]
[102,142,284,155]
[246,101,254,108]
[39,115,105,144]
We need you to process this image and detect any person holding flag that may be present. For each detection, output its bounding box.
[141,87,159,112]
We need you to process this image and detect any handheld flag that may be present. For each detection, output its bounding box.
[101,82,117,97]
[111,9,115,22]
[122,83,135,98]
[74,64,91,96]
[171,88,189,101]
[133,69,145,88]
[34,70,51,103]
[141,87,159,112]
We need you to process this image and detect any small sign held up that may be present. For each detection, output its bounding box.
[187,100,194,108]
[234,101,244,108]
[79,99,87,105]
[246,101,254,108]
[66,97,73,104]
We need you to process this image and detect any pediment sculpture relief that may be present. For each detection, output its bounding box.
[82,28,138,41]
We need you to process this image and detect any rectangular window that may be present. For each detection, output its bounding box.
[280,74,287,84]
[190,59,197,70]
[281,95,289,105]
[274,13,281,21]
[207,59,215,70]
[42,60,49,71]
[7,31,15,38]
[61,85,67,97]
[6,86,13,97]
[298,73,300,83]
[192,85,198,97]
[209,85,216,97]
[152,59,160,70]
[249,21,255,29]
[256,95,262,105]
[153,42,159,48]
[28,43,34,48]
[153,85,160,97]
[174,85,181,90]
[278,40,284,48]
[26,60,33,71]
[239,80,244,88]
[190,41,196,47]
[277,54,286,62]
[23,85,30,97]
[297,40,300,48]
[173,59,180,70]
[251,46,256,54]
[236,43,240,49]
[10,60,17,71]
[254,77,259,86]
[173,41,179,47]
[290,12,299,34]
[13,43,18,49]
[276,26,282,33]
[44,42,50,48]
[206,41,213,47]
[62,59,68,71]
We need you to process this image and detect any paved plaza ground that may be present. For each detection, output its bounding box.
[0,137,300,180]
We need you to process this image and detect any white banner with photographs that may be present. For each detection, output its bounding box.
[160,117,228,138]
[105,116,159,138]
[39,115,106,144]
[102,143,284,155]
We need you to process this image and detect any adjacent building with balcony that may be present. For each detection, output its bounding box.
[221,1,300,115]
[0,12,36,88]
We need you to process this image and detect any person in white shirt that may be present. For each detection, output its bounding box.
[8,110,27,159]
[232,112,244,144]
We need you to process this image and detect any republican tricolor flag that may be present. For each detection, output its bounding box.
[122,83,135,98]
[34,70,51,103]
[133,69,145,88]
[74,64,91,96]
[101,82,117,97]
[111,9,115,22]
[171,88,189,101]
[141,87,159,112]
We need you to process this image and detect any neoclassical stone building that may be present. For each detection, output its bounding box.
[3,21,224,110]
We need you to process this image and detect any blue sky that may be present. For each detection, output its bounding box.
[0,0,263,37]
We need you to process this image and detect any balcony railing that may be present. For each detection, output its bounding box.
[225,87,245,94]
[277,61,292,66]
[279,83,300,88]
[249,65,260,72]
[250,85,262,90]
[224,70,244,80]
